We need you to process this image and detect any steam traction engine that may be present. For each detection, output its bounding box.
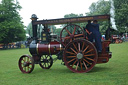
[18,14,112,73]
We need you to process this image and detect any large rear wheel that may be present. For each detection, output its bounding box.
[63,39,98,73]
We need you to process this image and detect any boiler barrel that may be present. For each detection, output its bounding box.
[29,41,62,55]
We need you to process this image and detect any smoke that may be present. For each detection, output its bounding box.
[110,0,117,30]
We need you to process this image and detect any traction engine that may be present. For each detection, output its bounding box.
[18,14,112,73]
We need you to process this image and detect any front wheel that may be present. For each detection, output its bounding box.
[18,55,34,73]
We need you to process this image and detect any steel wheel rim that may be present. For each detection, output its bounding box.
[63,39,98,73]
[18,55,34,73]
[39,55,53,69]
[60,24,85,47]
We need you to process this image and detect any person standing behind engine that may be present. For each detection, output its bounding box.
[85,20,93,42]
[92,20,102,53]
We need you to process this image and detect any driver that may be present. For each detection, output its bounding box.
[85,20,102,53]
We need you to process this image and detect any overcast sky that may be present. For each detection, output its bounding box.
[18,0,99,27]
[0,0,99,27]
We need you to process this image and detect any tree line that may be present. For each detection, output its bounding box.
[0,0,26,48]
[54,0,128,35]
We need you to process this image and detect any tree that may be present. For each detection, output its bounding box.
[49,25,56,34]
[26,22,33,38]
[114,0,128,32]
[0,0,26,48]
[87,0,110,16]
[86,0,111,34]
[54,28,62,37]
[64,13,85,27]
[64,13,83,18]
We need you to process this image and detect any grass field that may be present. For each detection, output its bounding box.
[0,42,128,85]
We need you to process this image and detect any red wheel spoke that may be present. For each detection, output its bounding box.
[72,26,76,35]
[28,66,32,69]
[78,43,80,51]
[80,60,83,70]
[67,58,76,64]
[65,28,71,35]
[23,58,25,62]
[84,57,94,61]
[66,51,76,55]
[73,43,78,52]
[83,59,91,65]
[67,56,76,58]
[82,42,85,50]
[70,39,72,42]
[83,61,88,69]
[72,60,77,67]
[70,47,77,54]
[74,34,83,37]
[63,36,70,40]
[84,49,94,54]
[83,45,89,53]
[75,61,79,70]
[84,54,95,57]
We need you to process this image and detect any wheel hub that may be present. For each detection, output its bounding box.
[70,34,74,38]
[43,59,49,63]
[77,53,83,59]
[23,62,30,67]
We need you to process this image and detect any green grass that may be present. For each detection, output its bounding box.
[0,42,128,85]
